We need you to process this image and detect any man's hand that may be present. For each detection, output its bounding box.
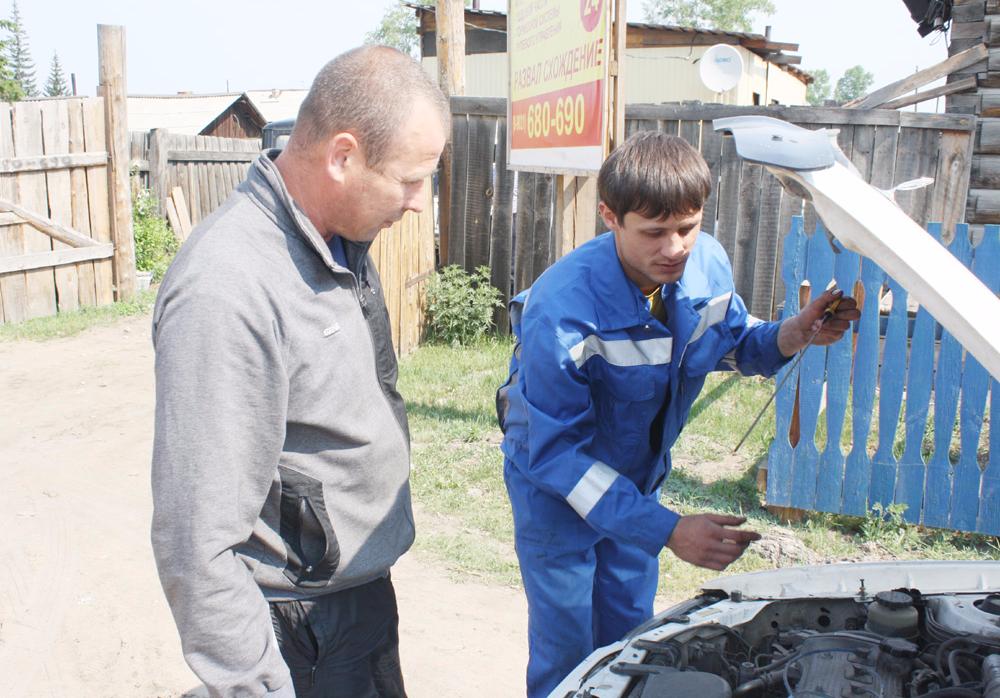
[666,514,762,571]
[776,288,861,357]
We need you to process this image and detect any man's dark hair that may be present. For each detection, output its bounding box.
[290,45,450,170]
[598,131,712,221]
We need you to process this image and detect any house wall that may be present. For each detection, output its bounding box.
[420,47,807,105]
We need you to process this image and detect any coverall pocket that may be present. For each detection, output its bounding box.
[593,369,656,445]
[278,465,341,588]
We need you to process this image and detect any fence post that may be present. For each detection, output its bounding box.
[98,24,136,301]
[147,128,169,217]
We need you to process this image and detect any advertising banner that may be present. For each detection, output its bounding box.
[508,0,610,173]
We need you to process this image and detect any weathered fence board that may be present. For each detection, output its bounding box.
[448,98,975,330]
[0,98,119,323]
[767,218,999,535]
[131,129,261,226]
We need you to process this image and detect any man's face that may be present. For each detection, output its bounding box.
[339,98,447,241]
[599,203,703,291]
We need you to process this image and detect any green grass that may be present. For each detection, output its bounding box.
[398,342,1000,600]
[0,289,157,342]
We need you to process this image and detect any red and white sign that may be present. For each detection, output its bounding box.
[508,0,610,173]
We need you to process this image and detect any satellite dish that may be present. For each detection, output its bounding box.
[699,44,744,93]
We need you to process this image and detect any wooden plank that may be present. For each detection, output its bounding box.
[845,44,988,109]
[530,174,554,283]
[512,172,536,295]
[814,229,860,513]
[952,19,987,40]
[0,197,103,248]
[748,166,782,318]
[0,244,114,273]
[977,226,1000,534]
[880,76,978,111]
[714,136,742,262]
[894,223,942,523]
[463,116,496,272]
[890,126,929,224]
[979,118,1000,153]
[82,98,114,306]
[924,226,973,528]
[12,102,57,319]
[99,24,137,301]
[166,149,259,163]
[679,120,700,149]
[841,256,884,516]
[447,114,470,267]
[699,119,724,238]
[147,128,169,215]
[68,98,98,308]
[0,102,26,323]
[869,270,908,511]
[953,227,998,531]
[41,99,80,312]
[732,161,763,304]
[626,103,976,131]
[765,216,807,506]
[164,196,181,236]
[931,130,975,236]
[0,151,108,174]
[170,186,192,240]
[789,222,836,511]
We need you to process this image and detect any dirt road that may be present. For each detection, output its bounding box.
[0,314,527,697]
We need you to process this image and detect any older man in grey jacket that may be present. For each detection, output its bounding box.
[151,46,449,698]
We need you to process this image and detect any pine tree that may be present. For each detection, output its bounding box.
[7,0,36,97]
[0,19,23,102]
[44,52,68,97]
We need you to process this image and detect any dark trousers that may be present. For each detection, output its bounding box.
[269,574,407,698]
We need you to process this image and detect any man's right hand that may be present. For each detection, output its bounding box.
[666,514,761,571]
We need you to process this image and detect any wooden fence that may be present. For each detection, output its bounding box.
[130,129,261,226]
[767,218,998,535]
[447,98,976,332]
[0,98,117,323]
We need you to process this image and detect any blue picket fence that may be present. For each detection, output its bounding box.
[765,217,1000,535]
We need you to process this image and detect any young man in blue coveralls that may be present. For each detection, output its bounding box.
[496,131,860,697]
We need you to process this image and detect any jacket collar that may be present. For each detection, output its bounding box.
[590,232,714,332]
[245,150,370,275]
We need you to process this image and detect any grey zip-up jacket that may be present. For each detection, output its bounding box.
[151,152,415,697]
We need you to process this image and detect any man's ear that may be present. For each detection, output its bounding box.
[598,202,620,232]
[326,132,361,184]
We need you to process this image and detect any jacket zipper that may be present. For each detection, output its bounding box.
[331,263,410,458]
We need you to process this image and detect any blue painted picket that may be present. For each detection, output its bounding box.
[766,218,1000,535]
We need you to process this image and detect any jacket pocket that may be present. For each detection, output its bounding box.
[593,367,657,446]
[278,465,341,588]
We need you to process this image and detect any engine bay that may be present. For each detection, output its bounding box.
[564,584,1000,697]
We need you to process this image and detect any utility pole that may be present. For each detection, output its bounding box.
[435,0,465,266]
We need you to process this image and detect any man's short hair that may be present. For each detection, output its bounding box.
[598,131,712,221]
[291,45,450,170]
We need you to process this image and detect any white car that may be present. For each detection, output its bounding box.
[552,561,1000,697]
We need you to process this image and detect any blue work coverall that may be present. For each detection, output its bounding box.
[496,231,789,697]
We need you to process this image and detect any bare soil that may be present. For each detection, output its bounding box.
[0,314,528,697]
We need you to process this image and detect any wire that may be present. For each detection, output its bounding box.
[781,647,878,698]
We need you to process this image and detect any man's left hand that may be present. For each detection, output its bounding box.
[777,288,861,357]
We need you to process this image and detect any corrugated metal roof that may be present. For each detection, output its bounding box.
[127,93,242,134]
[243,89,308,123]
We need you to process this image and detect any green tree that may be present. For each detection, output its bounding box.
[834,65,874,104]
[44,52,68,97]
[642,0,775,32]
[365,0,432,57]
[7,0,35,97]
[0,19,24,102]
[806,68,830,106]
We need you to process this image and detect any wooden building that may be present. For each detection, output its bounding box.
[127,89,307,139]
[407,4,811,106]
[945,0,1000,228]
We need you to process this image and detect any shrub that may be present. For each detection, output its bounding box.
[132,189,178,281]
[424,265,503,345]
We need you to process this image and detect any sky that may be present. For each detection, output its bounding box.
[19,0,949,104]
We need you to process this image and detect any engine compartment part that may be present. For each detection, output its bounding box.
[558,585,1000,698]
